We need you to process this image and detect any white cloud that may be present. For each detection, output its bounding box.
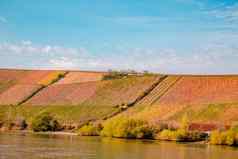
[0,16,7,23]
[45,47,237,73]
[49,57,78,69]
[0,41,87,56]
[21,40,32,45]
[0,40,238,74]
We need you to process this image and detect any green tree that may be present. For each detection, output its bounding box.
[31,112,60,132]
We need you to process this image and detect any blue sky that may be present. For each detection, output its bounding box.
[0,0,238,74]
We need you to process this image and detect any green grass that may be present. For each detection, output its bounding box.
[0,105,119,129]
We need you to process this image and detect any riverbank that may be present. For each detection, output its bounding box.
[4,126,238,148]
[1,132,238,159]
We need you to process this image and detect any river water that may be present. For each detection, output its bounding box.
[0,133,238,159]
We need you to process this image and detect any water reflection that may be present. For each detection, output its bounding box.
[0,133,238,159]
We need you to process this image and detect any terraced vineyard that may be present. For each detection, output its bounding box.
[25,82,98,106]
[83,75,161,107]
[138,76,181,105]
[124,75,238,124]
[156,76,238,106]
[26,75,160,106]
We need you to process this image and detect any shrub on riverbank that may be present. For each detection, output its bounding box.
[210,129,238,146]
[155,115,207,142]
[156,129,206,142]
[78,123,102,136]
[31,112,61,132]
[101,117,157,139]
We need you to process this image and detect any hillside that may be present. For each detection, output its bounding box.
[0,69,238,129]
[122,75,238,125]
[0,69,162,128]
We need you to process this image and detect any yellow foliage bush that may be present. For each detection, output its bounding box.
[101,116,157,139]
[210,129,237,146]
[78,123,101,136]
[157,129,206,142]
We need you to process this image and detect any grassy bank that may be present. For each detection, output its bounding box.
[0,105,119,131]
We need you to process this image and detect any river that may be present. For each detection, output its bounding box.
[0,133,238,159]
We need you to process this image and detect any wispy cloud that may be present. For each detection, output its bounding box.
[0,41,87,56]
[44,41,238,74]
[0,16,7,23]
[0,40,238,74]
[49,57,78,69]
[204,3,238,23]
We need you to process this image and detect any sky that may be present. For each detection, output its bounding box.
[0,0,238,74]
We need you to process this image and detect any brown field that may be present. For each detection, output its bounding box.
[0,69,28,83]
[0,69,28,94]
[55,71,105,84]
[188,123,230,131]
[17,70,66,85]
[17,70,52,84]
[0,84,42,105]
